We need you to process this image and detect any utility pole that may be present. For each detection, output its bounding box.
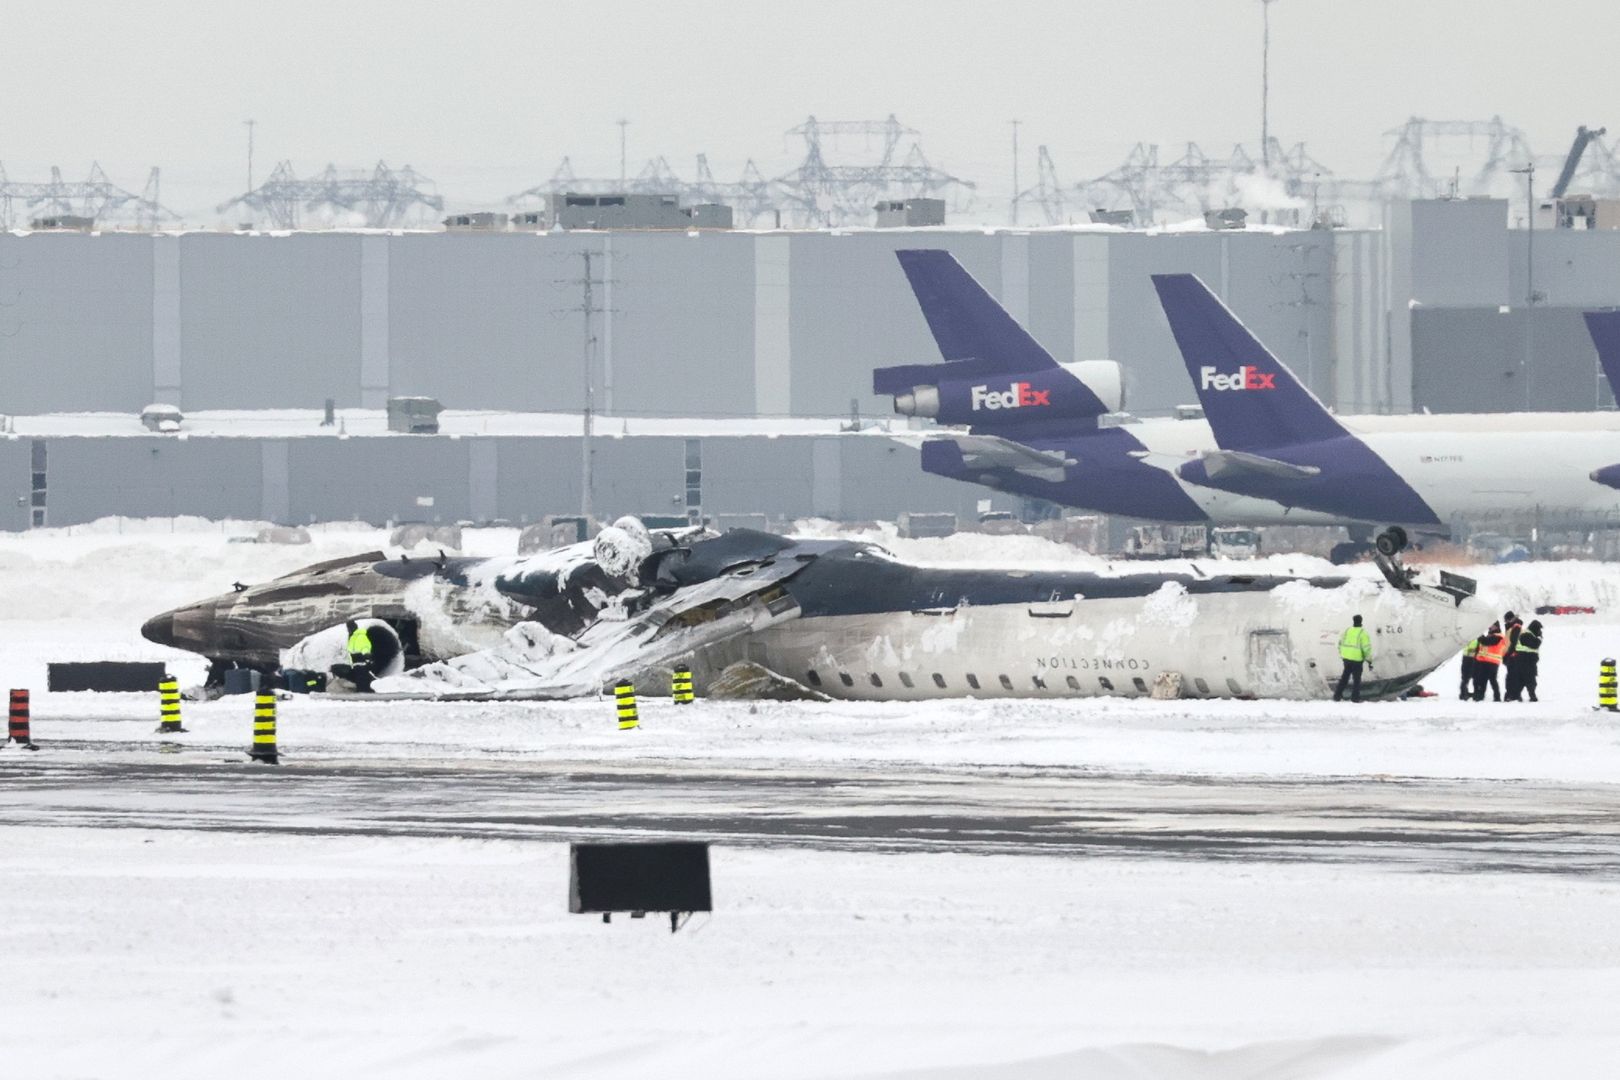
[1260,0,1276,170]
[580,250,597,523]
[616,119,629,189]
[558,249,613,524]
[1512,162,1536,410]
[243,118,256,193]
[1010,119,1021,225]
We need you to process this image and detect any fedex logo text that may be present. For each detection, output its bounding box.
[970,381,1052,411]
[1199,365,1277,391]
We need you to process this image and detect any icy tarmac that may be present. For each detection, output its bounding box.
[4,522,1620,1077]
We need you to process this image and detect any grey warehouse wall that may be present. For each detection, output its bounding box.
[0,233,155,412]
[46,437,264,523]
[181,234,364,409]
[1411,308,1607,413]
[0,437,33,531]
[8,432,1017,531]
[16,218,1618,425]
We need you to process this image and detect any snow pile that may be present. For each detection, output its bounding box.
[1471,561,1620,615]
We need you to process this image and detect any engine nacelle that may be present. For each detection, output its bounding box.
[281,618,405,682]
[891,360,1124,426]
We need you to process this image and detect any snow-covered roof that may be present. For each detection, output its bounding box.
[1,409,892,439]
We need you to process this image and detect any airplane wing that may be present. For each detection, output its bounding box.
[372,556,808,700]
[925,433,1073,483]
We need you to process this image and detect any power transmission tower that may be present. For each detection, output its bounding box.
[1078,139,1330,226]
[0,162,176,230]
[217,161,444,229]
[774,114,976,227]
[1373,117,1534,199]
[1016,146,1068,225]
[688,155,777,225]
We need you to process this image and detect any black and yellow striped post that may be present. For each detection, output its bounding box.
[156,675,186,733]
[248,692,279,764]
[614,680,639,731]
[672,665,694,706]
[1601,659,1618,712]
[8,689,36,750]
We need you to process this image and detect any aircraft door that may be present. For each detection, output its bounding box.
[1245,629,1304,695]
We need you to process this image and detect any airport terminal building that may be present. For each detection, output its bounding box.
[2,198,1615,530]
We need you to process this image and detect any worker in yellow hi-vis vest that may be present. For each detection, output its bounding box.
[345,620,375,693]
[1333,614,1373,703]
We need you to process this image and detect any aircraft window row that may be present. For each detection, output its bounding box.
[800,668,1218,696]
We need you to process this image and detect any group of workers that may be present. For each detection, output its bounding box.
[1459,611,1543,702]
[1333,610,1545,704]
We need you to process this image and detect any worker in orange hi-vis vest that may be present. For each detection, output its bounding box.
[1471,623,1508,702]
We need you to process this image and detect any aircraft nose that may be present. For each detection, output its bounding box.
[142,605,213,650]
[141,611,177,647]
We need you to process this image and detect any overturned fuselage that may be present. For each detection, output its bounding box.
[145,521,1483,701]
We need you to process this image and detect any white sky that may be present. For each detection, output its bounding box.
[2,0,1614,219]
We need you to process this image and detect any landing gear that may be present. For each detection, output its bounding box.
[1375,526,1409,557]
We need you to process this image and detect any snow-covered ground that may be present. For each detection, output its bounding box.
[3,521,1620,1078]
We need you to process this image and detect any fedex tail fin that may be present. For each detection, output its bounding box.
[1151,274,1347,452]
[875,250,1057,395]
[1583,310,1620,404]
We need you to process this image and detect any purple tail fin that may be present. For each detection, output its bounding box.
[1583,311,1620,403]
[876,250,1056,395]
[1151,273,1347,452]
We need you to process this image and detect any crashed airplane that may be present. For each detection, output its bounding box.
[142,518,1483,701]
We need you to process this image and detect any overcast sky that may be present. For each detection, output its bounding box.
[2,0,1613,219]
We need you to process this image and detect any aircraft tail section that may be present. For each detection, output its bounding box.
[1583,310,1620,403]
[1151,274,1347,452]
[879,249,1056,392]
[880,250,1118,429]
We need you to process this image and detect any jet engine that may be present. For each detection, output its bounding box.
[281,618,406,682]
[891,360,1124,426]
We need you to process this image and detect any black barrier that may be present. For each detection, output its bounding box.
[48,662,167,693]
[569,842,711,932]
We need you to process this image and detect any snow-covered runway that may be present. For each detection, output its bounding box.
[10,748,1620,877]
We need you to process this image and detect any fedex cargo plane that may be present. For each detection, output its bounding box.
[1153,274,1620,548]
[878,250,1345,527]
